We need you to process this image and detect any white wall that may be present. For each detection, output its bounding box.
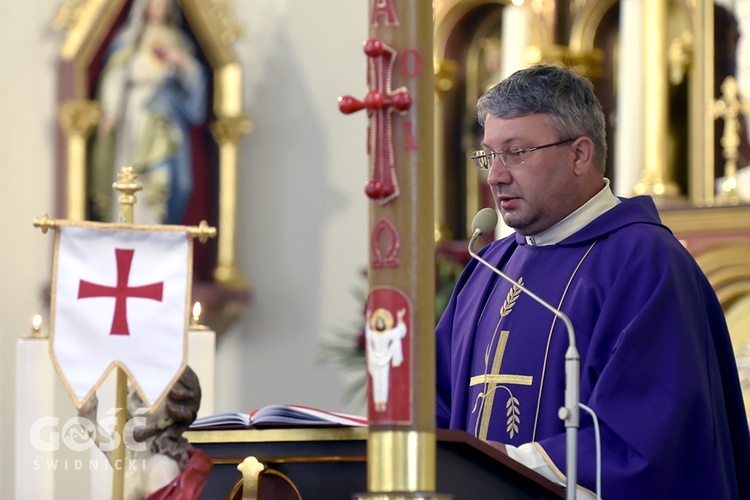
[1,0,369,497]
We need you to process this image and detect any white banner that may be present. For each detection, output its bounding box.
[51,224,192,409]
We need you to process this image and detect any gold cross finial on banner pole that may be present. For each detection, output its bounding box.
[112,166,143,223]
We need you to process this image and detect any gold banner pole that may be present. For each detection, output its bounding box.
[110,166,143,500]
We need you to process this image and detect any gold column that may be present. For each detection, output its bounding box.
[57,99,100,220]
[210,115,252,287]
[689,0,714,206]
[434,60,457,242]
[355,0,448,498]
[634,0,681,200]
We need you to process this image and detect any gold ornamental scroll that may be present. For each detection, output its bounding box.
[340,0,447,498]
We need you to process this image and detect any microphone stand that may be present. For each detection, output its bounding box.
[469,229,580,500]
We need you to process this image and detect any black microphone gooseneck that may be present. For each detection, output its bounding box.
[469,208,580,500]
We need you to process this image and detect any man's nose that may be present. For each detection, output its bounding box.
[486,160,511,185]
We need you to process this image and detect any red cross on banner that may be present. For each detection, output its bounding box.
[50,223,192,409]
[78,248,164,335]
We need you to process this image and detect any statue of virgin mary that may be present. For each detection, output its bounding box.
[89,0,207,225]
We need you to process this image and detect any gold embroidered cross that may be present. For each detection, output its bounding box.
[470,329,533,440]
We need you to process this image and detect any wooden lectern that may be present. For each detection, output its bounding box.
[186,427,565,499]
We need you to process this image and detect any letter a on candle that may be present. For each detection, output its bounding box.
[50,224,192,409]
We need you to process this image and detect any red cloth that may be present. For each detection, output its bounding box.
[146,448,213,500]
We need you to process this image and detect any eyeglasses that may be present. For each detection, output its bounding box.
[470,138,575,170]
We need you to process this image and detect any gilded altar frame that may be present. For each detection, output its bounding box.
[53,0,251,332]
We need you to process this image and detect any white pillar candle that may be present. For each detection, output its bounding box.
[15,316,55,500]
[501,2,529,81]
[188,302,216,417]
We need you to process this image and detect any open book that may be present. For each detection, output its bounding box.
[189,404,367,430]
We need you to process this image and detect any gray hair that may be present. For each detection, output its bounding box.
[476,65,607,170]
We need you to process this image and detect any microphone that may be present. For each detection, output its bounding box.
[469,208,581,500]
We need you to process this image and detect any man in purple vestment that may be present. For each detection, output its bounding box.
[435,64,750,499]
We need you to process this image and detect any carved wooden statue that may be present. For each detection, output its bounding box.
[79,365,212,500]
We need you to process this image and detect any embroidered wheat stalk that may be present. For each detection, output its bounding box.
[485,278,524,366]
[500,277,523,318]
[506,393,520,438]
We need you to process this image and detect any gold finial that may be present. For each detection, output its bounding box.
[112,166,143,223]
[189,220,218,243]
[237,456,266,500]
[33,213,58,233]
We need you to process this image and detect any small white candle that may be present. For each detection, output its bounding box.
[15,315,55,500]
[188,302,216,417]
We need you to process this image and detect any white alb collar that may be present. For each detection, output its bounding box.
[524,178,620,246]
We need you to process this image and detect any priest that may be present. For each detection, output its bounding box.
[435,64,750,499]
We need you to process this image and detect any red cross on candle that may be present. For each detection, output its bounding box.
[78,248,164,335]
[339,38,412,204]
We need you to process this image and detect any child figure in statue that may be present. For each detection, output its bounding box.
[79,365,212,500]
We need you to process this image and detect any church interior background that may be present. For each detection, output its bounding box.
[2,0,750,497]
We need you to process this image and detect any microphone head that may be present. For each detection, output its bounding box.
[471,208,498,236]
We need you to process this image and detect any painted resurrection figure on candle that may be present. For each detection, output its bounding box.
[435,64,750,499]
[79,365,212,500]
[365,307,407,412]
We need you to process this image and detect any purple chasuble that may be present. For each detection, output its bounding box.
[435,196,750,499]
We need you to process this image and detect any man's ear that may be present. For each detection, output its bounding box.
[572,136,596,176]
